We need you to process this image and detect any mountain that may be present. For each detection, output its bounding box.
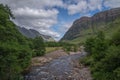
[61,7,120,43]
[17,26,55,41]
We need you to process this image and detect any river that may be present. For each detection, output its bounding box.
[25,50,92,80]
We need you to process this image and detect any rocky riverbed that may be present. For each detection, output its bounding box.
[25,50,92,80]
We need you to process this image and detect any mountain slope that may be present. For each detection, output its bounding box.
[61,7,120,43]
[17,26,54,41]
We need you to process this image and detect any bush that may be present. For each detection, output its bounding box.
[84,37,95,54]
[85,31,108,61]
[111,29,120,46]
[83,30,120,80]
[92,46,120,80]
[0,4,32,80]
[33,37,46,56]
[0,43,32,80]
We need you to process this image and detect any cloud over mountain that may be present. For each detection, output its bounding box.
[0,0,120,40]
[0,0,63,39]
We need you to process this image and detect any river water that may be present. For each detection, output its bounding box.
[25,52,91,80]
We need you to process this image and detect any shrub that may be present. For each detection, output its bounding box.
[111,29,120,46]
[83,30,120,80]
[33,37,46,56]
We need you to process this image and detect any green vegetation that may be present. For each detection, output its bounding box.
[32,37,45,56]
[1,2,120,80]
[0,4,46,80]
[81,30,120,80]
[45,41,79,54]
[66,18,120,44]
[45,41,63,47]
[45,42,66,53]
[62,43,79,54]
[45,47,61,53]
[0,4,31,80]
[0,4,79,79]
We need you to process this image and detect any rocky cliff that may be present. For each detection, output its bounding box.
[61,7,120,41]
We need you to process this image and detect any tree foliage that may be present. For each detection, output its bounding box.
[83,30,120,80]
[33,37,45,56]
[0,4,45,80]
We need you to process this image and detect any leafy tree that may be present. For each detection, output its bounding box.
[84,37,95,54]
[92,46,120,80]
[33,37,46,56]
[111,29,120,46]
[0,4,32,80]
[83,30,120,80]
[85,31,108,61]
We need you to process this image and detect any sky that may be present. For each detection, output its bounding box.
[0,0,120,41]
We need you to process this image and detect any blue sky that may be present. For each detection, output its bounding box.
[0,0,120,40]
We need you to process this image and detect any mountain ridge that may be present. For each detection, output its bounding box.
[61,7,120,42]
[17,26,55,41]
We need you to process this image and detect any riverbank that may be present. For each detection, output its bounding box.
[25,50,92,80]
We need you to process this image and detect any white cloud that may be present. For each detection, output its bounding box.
[0,0,63,39]
[88,0,102,11]
[13,7,58,29]
[66,0,120,15]
[0,0,65,9]
[13,7,59,38]
[67,0,103,15]
[40,29,60,38]
[104,0,120,8]
[13,7,59,19]
[68,1,87,15]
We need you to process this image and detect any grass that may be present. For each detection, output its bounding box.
[45,47,61,53]
[68,34,95,44]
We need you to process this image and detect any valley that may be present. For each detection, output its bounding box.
[0,2,120,80]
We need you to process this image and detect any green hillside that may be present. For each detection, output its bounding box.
[66,18,120,44]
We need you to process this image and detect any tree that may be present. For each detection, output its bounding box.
[111,29,120,46]
[0,4,32,80]
[84,30,120,80]
[85,31,108,61]
[33,37,46,56]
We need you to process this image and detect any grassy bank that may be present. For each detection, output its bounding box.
[45,47,61,53]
